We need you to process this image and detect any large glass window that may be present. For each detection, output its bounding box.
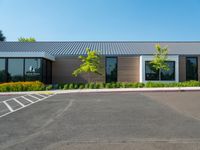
[106,57,117,83]
[8,59,24,82]
[25,58,42,81]
[0,59,6,82]
[161,61,175,80]
[145,61,159,80]
[186,57,198,81]
[2,58,52,83]
[145,61,175,81]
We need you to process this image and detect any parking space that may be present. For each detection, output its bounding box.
[0,93,55,118]
[0,92,200,150]
[0,95,24,102]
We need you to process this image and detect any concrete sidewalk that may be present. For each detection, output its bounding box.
[1,87,200,95]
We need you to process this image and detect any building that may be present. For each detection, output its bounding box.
[0,41,199,84]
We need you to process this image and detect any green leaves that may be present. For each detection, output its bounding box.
[150,44,169,71]
[72,48,103,77]
[18,37,36,42]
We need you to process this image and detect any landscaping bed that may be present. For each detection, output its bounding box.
[1,81,200,92]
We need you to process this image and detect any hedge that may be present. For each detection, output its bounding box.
[55,80,200,90]
[1,80,200,92]
[0,81,45,92]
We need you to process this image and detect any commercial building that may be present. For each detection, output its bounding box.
[0,41,199,84]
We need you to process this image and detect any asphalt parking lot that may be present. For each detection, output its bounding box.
[1,91,200,150]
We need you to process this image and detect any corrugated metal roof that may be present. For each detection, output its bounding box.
[1,41,200,57]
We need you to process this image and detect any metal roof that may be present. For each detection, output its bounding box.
[1,41,200,57]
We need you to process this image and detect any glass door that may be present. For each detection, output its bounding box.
[106,57,117,83]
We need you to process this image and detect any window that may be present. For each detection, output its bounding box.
[145,61,175,81]
[161,61,175,81]
[46,60,52,84]
[106,57,117,83]
[186,57,198,81]
[0,59,6,82]
[25,58,42,81]
[145,61,159,80]
[8,59,24,82]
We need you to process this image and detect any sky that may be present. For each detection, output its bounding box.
[0,0,200,41]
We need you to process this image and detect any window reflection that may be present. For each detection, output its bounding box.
[145,61,175,81]
[145,61,159,80]
[106,57,117,83]
[0,59,6,82]
[186,57,198,81]
[8,59,24,82]
[161,61,175,80]
[25,59,41,81]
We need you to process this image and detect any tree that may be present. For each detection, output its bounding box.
[0,30,6,41]
[150,44,169,80]
[18,37,36,42]
[72,48,103,82]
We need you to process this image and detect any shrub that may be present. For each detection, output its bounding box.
[74,84,79,89]
[63,84,69,90]
[46,85,53,90]
[105,83,112,88]
[0,81,45,92]
[89,82,95,89]
[78,84,84,89]
[68,83,74,89]
[84,83,90,89]
[58,83,65,89]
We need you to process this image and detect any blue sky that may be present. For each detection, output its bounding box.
[0,0,200,41]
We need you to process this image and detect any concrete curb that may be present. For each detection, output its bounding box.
[1,87,200,95]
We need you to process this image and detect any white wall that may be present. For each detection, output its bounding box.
[140,55,179,82]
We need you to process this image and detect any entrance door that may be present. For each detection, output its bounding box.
[106,57,117,83]
[186,57,198,81]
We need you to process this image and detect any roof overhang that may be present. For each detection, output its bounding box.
[0,52,55,61]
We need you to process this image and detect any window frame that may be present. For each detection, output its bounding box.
[145,60,176,81]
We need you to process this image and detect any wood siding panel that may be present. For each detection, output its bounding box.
[52,57,105,83]
[117,56,140,82]
[179,56,186,82]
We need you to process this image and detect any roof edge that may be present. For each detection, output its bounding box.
[0,52,55,61]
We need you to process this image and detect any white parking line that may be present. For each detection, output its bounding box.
[3,101,14,112]
[27,94,40,100]
[21,96,34,103]
[0,93,55,118]
[13,98,25,107]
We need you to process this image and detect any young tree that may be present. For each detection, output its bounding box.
[0,30,6,41]
[150,44,169,80]
[72,48,103,82]
[18,37,36,42]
